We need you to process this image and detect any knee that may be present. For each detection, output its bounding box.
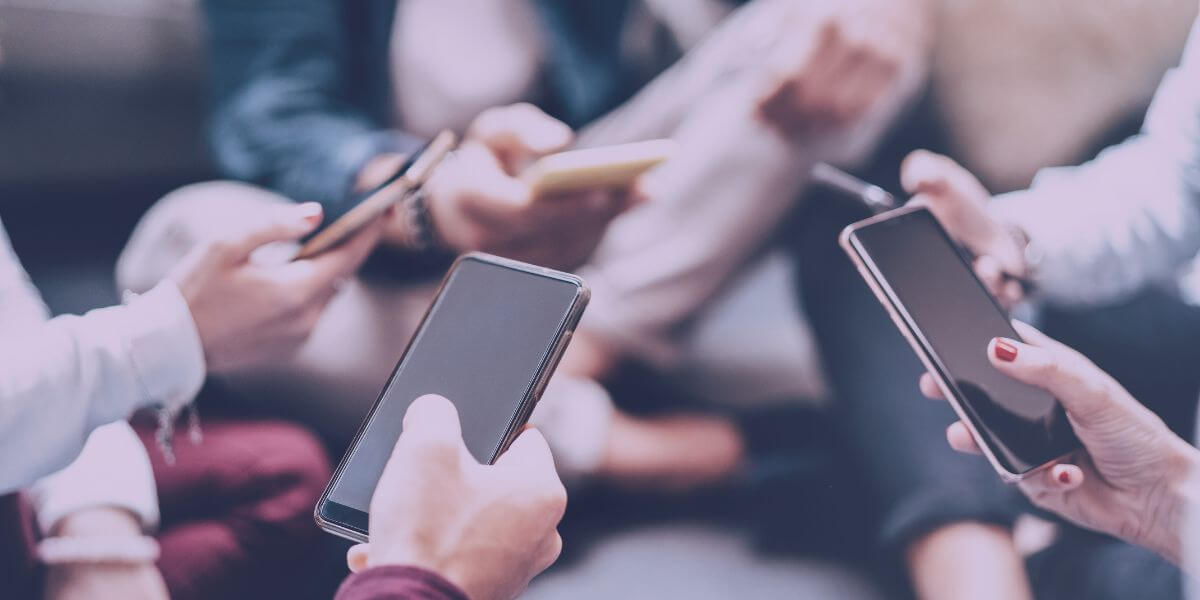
[250,422,332,499]
[116,181,286,292]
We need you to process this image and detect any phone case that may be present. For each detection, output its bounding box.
[838,206,1064,483]
[314,253,589,542]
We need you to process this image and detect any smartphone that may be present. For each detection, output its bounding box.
[840,206,1079,481]
[521,138,677,197]
[315,253,589,541]
[294,130,457,260]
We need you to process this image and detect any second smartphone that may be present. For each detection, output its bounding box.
[841,206,1079,481]
[315,253,589,542]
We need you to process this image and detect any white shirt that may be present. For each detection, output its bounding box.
[986,17,1200,584]
[991,20,1200,306]
[0,219,206,532]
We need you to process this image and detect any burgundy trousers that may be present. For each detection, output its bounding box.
[1,418,333,600]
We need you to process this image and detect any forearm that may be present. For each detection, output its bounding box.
[203,0,424,215]
[335,566,469,600]
[29,422,160,535]
[990,35,1200,306]
[991,136,1200,306]
[1143,437,1200,570]
[0,281,204,492]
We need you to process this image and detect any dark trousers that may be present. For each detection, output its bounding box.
[790,196,1025,552]
[788,189,1197,598]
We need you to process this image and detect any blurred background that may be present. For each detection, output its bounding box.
[1,1,1197,598]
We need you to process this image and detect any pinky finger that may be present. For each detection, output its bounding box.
[946,421,983,455]
[347,543,370,573]
[919,373,945,400]
[1045,463,1085,491]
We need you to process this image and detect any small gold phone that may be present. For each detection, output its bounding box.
[521,138,677,198]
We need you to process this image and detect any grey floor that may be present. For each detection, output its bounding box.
[526,523,882,600]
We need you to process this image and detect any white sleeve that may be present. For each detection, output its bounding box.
[0,279,206,494]
[990,22,1200,306]
[28,422,159,534]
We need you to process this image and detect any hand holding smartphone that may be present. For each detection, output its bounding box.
[315,253,588,542]
[840,206,1079,480]
[294,130,458,260]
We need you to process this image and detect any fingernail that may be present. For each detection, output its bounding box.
[296,202,323,224]
[1057,469,1071,484]
[993,338,1018,362]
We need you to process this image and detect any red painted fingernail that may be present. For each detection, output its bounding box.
[993,339,1018,362]
[297,202,323,225]
[1058,470,1071,484]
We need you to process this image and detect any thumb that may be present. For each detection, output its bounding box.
[469,103,573,168]
[985,334,1109,420]
[901,150,985,200]
[388,394,473,471]
[494,427,561,485]
[346,544,370,573]
[215,202,324,263]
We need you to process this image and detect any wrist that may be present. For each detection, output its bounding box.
[1140,438,1200,565]
[367,549,477,600]
[53,507,142,538]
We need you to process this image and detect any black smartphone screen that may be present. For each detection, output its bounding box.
[322,256,584,530]
[848,209,1079,475]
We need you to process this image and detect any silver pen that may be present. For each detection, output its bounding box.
[810,162,897,214]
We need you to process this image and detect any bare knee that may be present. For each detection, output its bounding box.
[116,181,290,293]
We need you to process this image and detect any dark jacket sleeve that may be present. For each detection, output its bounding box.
[201,0,424,219]
[334,566,470,600]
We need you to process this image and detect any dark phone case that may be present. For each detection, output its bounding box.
[314,253,589,542]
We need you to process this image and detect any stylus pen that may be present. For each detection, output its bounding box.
[811,162,898,214]
[811,162,1035,294]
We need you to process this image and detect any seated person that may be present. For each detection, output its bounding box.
[117,0,928,489]
[124,2,1049,597]
[0,207,381,599]
[335,394,567,600]
[887,10,1200,597]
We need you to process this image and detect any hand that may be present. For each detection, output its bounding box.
[44,508,168,600]
[346,395,566,600]
[901,150,1028,307]
[414,103,634,270]
[757,0,931,136]
[918,321,1200,563]
[171,202,383,373]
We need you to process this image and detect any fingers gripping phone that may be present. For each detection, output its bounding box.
[840,206,1079,481]
[315,253,589,541]
[294,130,457,260]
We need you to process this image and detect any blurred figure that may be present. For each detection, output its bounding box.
[0,209,381,599]
[119,0,928,484]
[336,395,567,600]
[121,1,1057,598]
[893,11,1200,597]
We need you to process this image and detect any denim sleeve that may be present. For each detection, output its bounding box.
[201,0,424,220]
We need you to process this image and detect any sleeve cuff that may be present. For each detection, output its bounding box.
[987,188,1081,303]
[28,421,160,534]
[324,130,427,221]
[335,565,469,600]
[122,280,206,413]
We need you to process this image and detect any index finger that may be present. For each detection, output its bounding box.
[918,372,945,400]
[288,218,384,294]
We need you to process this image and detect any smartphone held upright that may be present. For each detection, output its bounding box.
[841,206,1079,481]
[315,253,589,542]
